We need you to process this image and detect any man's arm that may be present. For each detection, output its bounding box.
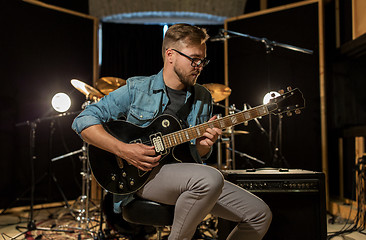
[81,125,160,171]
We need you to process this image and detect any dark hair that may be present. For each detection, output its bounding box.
[162,23,209,60]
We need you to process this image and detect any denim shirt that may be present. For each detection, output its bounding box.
[71,69,213,211]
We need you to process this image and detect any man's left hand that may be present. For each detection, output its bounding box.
[196,115,222,156]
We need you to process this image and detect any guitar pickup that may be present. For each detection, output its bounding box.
[150,132,167,155]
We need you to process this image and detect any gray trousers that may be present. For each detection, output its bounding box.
[136,163,272,240]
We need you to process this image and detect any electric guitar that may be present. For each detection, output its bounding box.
[88,88,305,195]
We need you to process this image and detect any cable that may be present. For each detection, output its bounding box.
[327,156,366,239]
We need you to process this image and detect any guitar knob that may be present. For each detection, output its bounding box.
[121,170,127,178]
[295,109,301,114]
[287,86,292,91]
[111,174,116,181]
[278,89,284,95]
[287,111,293,117]
[129,179,135,186]
[119,182,124,189]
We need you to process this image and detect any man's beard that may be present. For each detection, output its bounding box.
[174,66,200,87]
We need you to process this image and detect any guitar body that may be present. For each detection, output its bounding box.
[88,114,192,195]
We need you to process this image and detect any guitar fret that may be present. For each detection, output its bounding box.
[188,128,195,140]
[224,117,231,128]
[167,136,172,147]
[178,132,183,143]
[173,135,177,145]
[162,137,167,148]
[196,127,200,135]
[237,113,244,123]
[230,115,238,125]
[244,111,250,120]
[258,106,267,115]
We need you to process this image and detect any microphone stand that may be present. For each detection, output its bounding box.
[219,29,313,55]
[8,112,80,239]
[227,147,265,165]
[218,28,312,167]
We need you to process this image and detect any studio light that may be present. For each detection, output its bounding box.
[263,91,280,105]
[51,93,71,112]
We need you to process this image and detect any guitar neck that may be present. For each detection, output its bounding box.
[162,104,273,148]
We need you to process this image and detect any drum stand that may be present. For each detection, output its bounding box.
[51,141,99,237]
[215,105,237,170]
[214,103,265,170]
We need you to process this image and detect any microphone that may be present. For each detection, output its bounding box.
[210,33,231,42]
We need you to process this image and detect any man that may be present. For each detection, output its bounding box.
[72,23,271,240]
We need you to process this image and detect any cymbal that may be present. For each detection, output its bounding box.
[71,79,104,100]
[96,77,126,95]
[222,129,249,136]
[202,83,231,102]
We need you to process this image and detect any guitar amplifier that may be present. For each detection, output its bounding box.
[218,169,326,240]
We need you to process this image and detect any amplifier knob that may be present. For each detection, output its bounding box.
[119,182,124,189]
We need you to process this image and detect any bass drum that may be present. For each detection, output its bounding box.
[103,192,156,238]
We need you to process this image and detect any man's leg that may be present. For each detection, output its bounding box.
[136,163,224,240]
[211,180,272,240]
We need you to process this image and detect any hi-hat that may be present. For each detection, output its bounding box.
[202,83,231,102]
[71,79,104,100]
[96,77,126,95]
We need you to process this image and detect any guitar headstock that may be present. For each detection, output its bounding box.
[266,87,305,117]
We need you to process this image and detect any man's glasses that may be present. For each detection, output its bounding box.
[171,49,210,68]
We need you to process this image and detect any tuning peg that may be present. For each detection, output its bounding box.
[278,89,285,95]
[287,111,293,117]
[295,109,301,114]
[287,86,292,91]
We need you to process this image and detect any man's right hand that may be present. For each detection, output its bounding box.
[81,124,161,172]
[116,143,161,171]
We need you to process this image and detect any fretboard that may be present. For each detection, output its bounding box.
[162,104,270,148]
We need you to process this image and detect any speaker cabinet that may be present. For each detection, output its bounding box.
[218,169,326,240]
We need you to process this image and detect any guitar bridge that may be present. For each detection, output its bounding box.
[150,132,167,155]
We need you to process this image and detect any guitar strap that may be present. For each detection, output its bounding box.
[175,86,195,129]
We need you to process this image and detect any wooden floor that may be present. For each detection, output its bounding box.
[1,202,366,240]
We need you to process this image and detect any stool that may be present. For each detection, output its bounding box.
[122,197,175,240]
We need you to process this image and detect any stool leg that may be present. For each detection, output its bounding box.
[156,227,163,240]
